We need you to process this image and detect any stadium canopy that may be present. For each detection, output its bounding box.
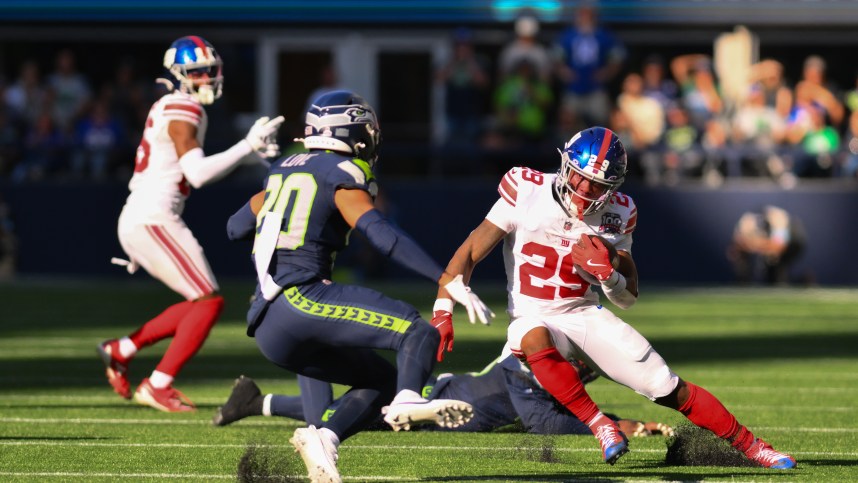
[2,0,858,26]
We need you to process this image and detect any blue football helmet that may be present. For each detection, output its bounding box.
[161,36,223,105]
[303,90,382,166]
[554,127,627,217]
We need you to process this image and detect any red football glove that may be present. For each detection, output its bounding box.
[571,235,615,282]
[431,310,454,362]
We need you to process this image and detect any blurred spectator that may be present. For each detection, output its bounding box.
[0,109,23,178]
[727,205,807,285]
[794,55,844,128]
[749,59,793,118]
[107,59,152,140]
[70,99,127,180]
[436,28,490,145]
[729,84,787,179]
[554,2,626,127]
[640,102,702,185]
[492,59,554,145]
[3,60,47,127]
[615,72,664,154]
[671,54,728,182]
[641,54,679,111]
[11,110,68,182]
[670,54,723,131]
[498,14,552,82]
[0,195,17,280]
[785,100,839,179]
[47,48,92,133]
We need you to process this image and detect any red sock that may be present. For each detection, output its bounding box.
[526,347,600,424]
[678,381,755,451]
[155,296,224,377]
[129,300,195,349]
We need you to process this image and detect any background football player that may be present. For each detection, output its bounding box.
[97,35,284,412]
[430,127,796,469]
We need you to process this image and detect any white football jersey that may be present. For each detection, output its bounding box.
[122,91,208,222]
[486,167,638,318]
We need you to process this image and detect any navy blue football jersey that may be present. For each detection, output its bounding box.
[257,151,377,288]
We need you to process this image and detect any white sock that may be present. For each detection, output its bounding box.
[118,337,138,359]
[149,371,174,389]
[319,427,340,448]
[390,389,425,405]
[262,394,273,416]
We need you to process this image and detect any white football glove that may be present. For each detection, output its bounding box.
[245,115,285,159]
[443,274,494,325]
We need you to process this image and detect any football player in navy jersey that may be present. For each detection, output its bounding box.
[214,356,675,439]
[226,90,494,483]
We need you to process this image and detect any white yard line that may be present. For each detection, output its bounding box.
[0,471,411,481]
[0,440,856,457]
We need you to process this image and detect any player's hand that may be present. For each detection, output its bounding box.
[245,115,285,158]
[431,307,454,362]
[443,274,494,325]
[571,235,615,282]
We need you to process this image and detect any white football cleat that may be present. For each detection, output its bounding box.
[289,425,341,483]
[382,398,474,432]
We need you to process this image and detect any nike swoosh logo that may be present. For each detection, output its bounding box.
[586,260,608,267]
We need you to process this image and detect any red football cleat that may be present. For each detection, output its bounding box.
[744,438,796,469]
[134,378,196,413]
[96,339,132,399]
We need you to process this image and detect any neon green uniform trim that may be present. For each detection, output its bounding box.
[321,409,336,422]
[351,158,375,182]
[284,286,412,334]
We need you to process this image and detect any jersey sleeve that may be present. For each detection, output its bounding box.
[330,158,375,193]
[161,95,203,126]
[485,168,528,233]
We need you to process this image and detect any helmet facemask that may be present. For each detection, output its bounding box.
[170,62,223,105]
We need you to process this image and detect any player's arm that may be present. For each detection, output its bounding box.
[335,187,493,325]
[226,190,265,241]
[175,116,284,189]
[436,219,506,301]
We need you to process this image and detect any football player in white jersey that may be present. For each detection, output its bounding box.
[430,127,796,469]
[97,36,284,412]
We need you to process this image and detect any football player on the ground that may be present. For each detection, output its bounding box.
[213,355,674,438]
[226,90,494,483]
[97,36,284,412]
[426,127,796,469]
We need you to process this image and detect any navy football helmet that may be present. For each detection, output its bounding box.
[554,127,627,217]
[161,36,223,105]
[303,90,382,166]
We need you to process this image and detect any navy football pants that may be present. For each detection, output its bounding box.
[253,280,440,440]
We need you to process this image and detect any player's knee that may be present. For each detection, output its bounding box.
[409,319,440,347]
[654,378,686,409]
[520,327,555,356]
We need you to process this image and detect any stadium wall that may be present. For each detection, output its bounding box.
[2,179,854,285]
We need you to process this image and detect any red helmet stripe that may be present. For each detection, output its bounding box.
[592,128,614,173]
[188,36,210,59]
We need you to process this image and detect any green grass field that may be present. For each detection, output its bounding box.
[1,279,857,482]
